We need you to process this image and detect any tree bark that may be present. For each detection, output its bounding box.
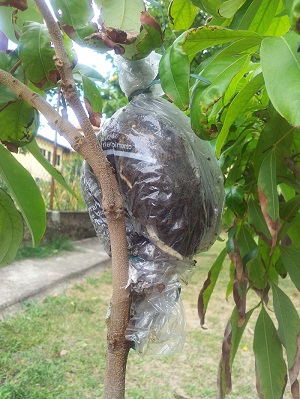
[0,1,132,396]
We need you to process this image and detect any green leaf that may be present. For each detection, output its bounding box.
[0,188,23,266]
[0,0,43,43]
[168,0,198,30]
[100,0,145,31]
[237,0,280,34]
[159,42,190,110]
[181,26,262,60]
[50,0,96,44]
[258,149,279,225]
[50,0,94,29]
[272,284,300,390]
[248,199,272,242]
[159,26,262,109]
[216,72,264,157]
[218,306,255,397]
[237,225,267,289]
[219,0,247,18]
[280,246,300,290]
[248,0,280,34]
[0,144,46,245]
[261,31,300,127]
[191,54,250,139]
[19,22,59,90]
[26,140,78,200]
[253,110,294,178]
[225,185,246,217]
[0,100,39,147]
[263,1,290,36]
[82,76,102,127]
[73,63,105,82]
[280,194,300,221]
[197,248,227,327]
[253,306,287,399]
[0,51,20,109]
[121,13,163,60]
[191,0,221,17]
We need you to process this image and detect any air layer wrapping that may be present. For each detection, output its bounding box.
[81,54,224,354]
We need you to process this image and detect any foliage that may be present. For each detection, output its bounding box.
[0,0,300,398]
[15,234,75,260]
[39,153,86,211]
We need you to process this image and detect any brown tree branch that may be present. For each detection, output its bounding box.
[1,0,132,396]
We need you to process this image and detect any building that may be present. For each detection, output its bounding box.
[14,133,72,182]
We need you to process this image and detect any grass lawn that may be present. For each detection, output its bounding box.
[0,240,298,398]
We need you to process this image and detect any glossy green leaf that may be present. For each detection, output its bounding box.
[159,42,190,109]
[0,100,39,147]
[218,306,255,397]
[238,225,267,289]
[280,246,300,290]
[216,72,264,157]
[0,144,46,246]
[264,1,290,37]
[219,0,247,18]
[100,0,145,31]
[253,306,287,399]
[19,22,59,90]
[248,0,280,34]
[272,283,300,391]
[258,149,279,224]
[82,76,102,127]
[169,0,198,30]
[0,188,23,266]
[198,248,227,327]
[180,26,262,60]
[26,140,78,200]
[159,26,262,109]
[261,31,300,127]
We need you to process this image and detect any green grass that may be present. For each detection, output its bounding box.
[0,241,298,398]
[15,235,75,261]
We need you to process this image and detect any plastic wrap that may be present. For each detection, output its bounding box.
[81,53,224,354]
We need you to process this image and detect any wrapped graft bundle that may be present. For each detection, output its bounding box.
[81,53,224,354]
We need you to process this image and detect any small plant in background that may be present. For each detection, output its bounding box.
[39,153,86,211]
[15,234,74,260]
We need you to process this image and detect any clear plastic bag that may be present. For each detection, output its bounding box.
[81,53,224,354]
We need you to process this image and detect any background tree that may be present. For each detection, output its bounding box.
[0,0,300,398]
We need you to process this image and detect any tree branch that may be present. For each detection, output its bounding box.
[1,0,132,396]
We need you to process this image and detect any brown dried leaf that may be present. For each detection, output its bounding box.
[258,186,280,252]
[84,98,101,128]
[0,0,27,10]
[32,69,60,89]
[1,141,19,153]
[228,237,247,327]
[217,320,233,398]
[197,271,211,328]
[290,334,300,399]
